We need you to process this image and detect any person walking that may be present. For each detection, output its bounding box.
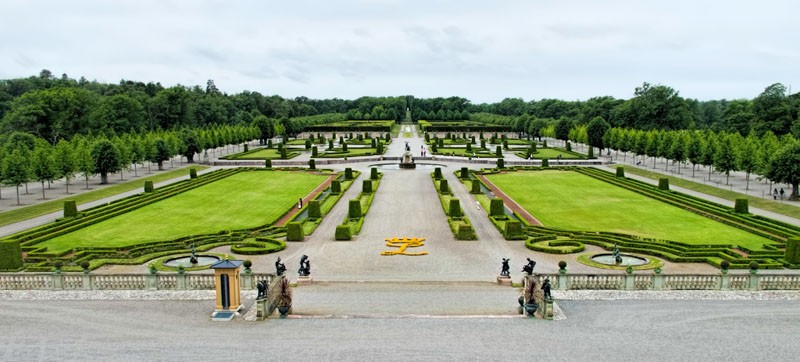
[780,188,785,200]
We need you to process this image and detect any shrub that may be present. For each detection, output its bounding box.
[439,179,449,193]
[311,146,318,157]
[786,237,800,263]
[307,200,321,219]
[502,139,509,150]
[541,159,549,167]
[504,220,523,239]
[335,224,352,240]
[460,167,469,179]
[566,142,572,151]
[658,178,669,191]
[616,167,625,178]
[63,200,78,218]
[587,146,594,158]
[331,180,341,194]
[749,261,759,271]
[144,180,154,193]
[328,139,334,150]
[385,133,390,141]
[734,198,749,214]
[457,224,475,240]
[265,159,272,168]
[496,158,504,169]
[348,200,362,218]
[530,143,537,153]
[371,138,377,148]
[267,139,273,148]
[720,260,730,270]
[495,146,502,157]
[490,198,504,217]
[305,139,312,149]
[480,139,486,149]
[243,144,249,152]
[0,241,23,270]
[345,168,353,180]
[308,159,316,170]
[362,180,373,193]
[434,167,442,179]
[371,167,379,180]
[471,180,481,194]
[80,261,90,271]
[377,142,384,154]
[466,143,472,152]
[189,168,198,179]
[343,143,348,152]
[558,260,567,270]
[449,199,462,217]
[280,148,288,159]
[543,140,548,147]
[243,259,252,268]
[286,222,304,241]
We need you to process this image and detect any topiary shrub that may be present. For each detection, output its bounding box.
[268,139,273,148]
[305,139,312,149]
[480,139,486,149]
[449,199,462,217]
[308,159,316,170]
[345,168,353,180]
[587,146,594,158]
[331,180,341,194]
[457,224,476,240]
[280,148,288,159]
[504,220,523,239]
[785,237,800,263]
[307,200,321,219]
[144,180,154,193]
[566,142,572,151]
[658,178,669,191]
[720,260,730,271]
[377,142,384,154]
[311,146,318,157]
[558,260,567,271]
[348,200,362,218]
[541,159,549,167]
[434,167,442,179]
[495,146,502,157]
[439,179,449,194]
[471,180,481,194]
[335,224,352,240]
[734,198,749,214]
[328,139,334,150]
[370,167,379,180]
[749,261,759,273]
[243,144,249,152]
[466,143,472,152]
[63,200,78,218]
[286,222,304,241]
[460,167,469,179]
[502,139,509,150]
[265,159,272,168]
[342,143,348,152]
[0,241,23,270]
[616,167,625,178]
[80,261,91,273]
[496,158,505,169]
[490,198,504,217]
[189,168,198,179]
[362,180,373,193]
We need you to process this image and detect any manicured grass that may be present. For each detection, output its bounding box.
[531,148,584,159]
[434,147,495,158]
[38,171,327,252]
[318,148,381,158]
[230,148,286,159]
[486,170,776,250]
[402,132,414,138]
[621,166,800,220]
[0,166,208,227]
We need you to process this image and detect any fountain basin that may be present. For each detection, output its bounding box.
[590,253,648,266]
[163,255,221,268]
[369,163,446,170]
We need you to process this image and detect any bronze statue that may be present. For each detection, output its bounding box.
[612,243,622,264]
[542,277,552,300]
[522,258,536,275]
[275,257,286,276]
[500,258,510,277]
[256,280,268,299]
[298,255,311,276]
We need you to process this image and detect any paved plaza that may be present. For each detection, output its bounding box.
[2,127,800,361]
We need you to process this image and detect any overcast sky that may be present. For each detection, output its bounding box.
[1,0,798,103]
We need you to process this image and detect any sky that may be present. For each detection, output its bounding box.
[1,0,798,103]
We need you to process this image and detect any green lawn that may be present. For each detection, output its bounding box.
[531,148,584,159]
[487,170,776,250]
[435,147,496,158]
[318,148,381,158]
[0,166,208,227]
[37,171,326,251]
[230,148,289,159]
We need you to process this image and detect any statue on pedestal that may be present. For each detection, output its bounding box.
[612,243,622,264]
[500,258,510,277]
[256,280,268,299]
[298,255,311,276]
[542,277,552,300]
[275,257,286,276]
[522,258,536,275]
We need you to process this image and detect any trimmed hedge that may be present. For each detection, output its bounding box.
[439,179,449,194]
[349,200,362,218]
[144,180,154,193]
[371,167,379,180]
[457,224,476,240]
[497,158,504,169]
[189,168,198,179]
[230,238,286,255]
[0,241,23,269]
[331,180,341,194]
[286,222,304,241]
[471,180,481,194]
[616,167,624,178]
[495,146,502,157]
[312,146,318,157]
[307,200,321,219]
[335,224,352,241]
[787,237,800,263]
[658,178,669,191]
[265,159,272,168]
[63,200,78,218]
[449,199,462,217]
[541,159,549,167]
[434,167,442,179]
[504,220,524,239]
[345,168,353,180]
[460,167,469,179]
[308,159,316,170]
[363,180,373,193]
[490,198,504,217]
[734,198,749,214]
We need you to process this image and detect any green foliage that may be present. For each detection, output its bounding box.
[280,147,288,159]
[734,198,749,214]
[587,146,594,158]
[345,168,353,180]
[230,238,285,255]
[348,199,362,218]
[658,177,670,190]
[558,260,567,270]
[490,198,505,217]
[91,139,122,183]
[189,168,197,179]
[362,179,373,193]
[305,139,312,149]
[786,237,800,263]
[439,179,449,193]
[144,180,154,193]
[497,158,505,169]
[0,241,23,270]
[460,167,469,179]
[307,200,321,219]
[286,222,304,241]
[541,159,549,167]
[335,224,352,240]
[504,220,524,239]
[433,167,442,179]
[457,224,476,240]
[495,145,502,157]
[449,198,462,217]
[566,142,572,151]
[311,146,318,157]
[63,200,78,218]
[308,159,316,170]
[370,167,379,180]
[616,166,625,178]
[331,180,341,194]
[471,180,481,194]
[265,159,272,168]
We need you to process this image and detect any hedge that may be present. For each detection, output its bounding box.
[490,198,504,217]
[541,159,549,167]
[265,159,272,168]
[286,222,304,241]
[371,167,379,180]
[0,241,23,269]
[504,220,524,239]
[345,168,353,180]
[144,180,154,193]
[457,224,477,240]
[496,158,504,169]
[308,159,316,170]
[658,178,669,191]
[331,180,341,194]
[433,167,442,179]
[449,199,462,217]
[616,167,624,178]
[230,238,286,255]
[787,237,800,263]
[335,224,352,241]
[460,167,469,179]
[439,179,449,194]
[471,180,481,194]
[349,200,362,218]
[189,168,198,179]
[307,200,321,219]
[63,200,78,218]
[362,180,373,193]
[734,198,749,214]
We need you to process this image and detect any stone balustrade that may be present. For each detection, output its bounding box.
[0,272,274,291]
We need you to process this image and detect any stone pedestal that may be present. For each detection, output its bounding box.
[496,275,512,286]
[146,274,157,290]
[256,298,268,321]
[297,276,313,285]
[543,298,554,320]
[558,273,567,290]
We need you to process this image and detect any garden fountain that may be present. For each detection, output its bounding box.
[590,244,648,266]
[162,244,220,268]
[399,141,416,169]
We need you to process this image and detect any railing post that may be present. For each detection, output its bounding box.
[53,273,63,290]
[624,272,634,290]
[177,274,187,290]
[720,273,730,291]
[653,274,663,291]
[558,273,568,290]
[242,272,253,290]
[82,274,92,290]
[749,273,759,291]
[147,274,157,290]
